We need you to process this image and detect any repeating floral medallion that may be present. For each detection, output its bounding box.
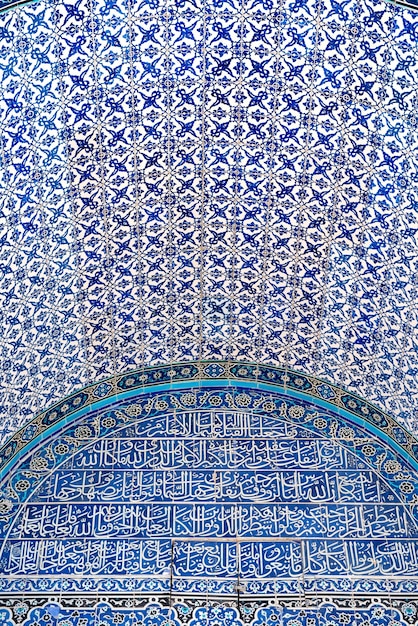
[1,0,418,449]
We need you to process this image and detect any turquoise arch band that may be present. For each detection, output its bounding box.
[1,360,418,479]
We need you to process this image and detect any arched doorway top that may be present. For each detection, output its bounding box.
[1,360,418,478]
[1,361,418,620]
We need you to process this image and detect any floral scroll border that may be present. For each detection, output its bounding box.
[1,597,418,626]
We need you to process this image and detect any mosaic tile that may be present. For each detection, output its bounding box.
[0,0,418,446]
[0,372,418,605]
[1,599,417,626]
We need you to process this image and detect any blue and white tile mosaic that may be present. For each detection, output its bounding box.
[2,600,418,626]
[1,0,418,445]
[1,369,418,610]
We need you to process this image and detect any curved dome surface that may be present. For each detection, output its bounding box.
[1,363,418,622]
[1,0,418,445]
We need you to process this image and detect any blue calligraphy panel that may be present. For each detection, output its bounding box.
[32,468,388,503]
[1,400,418,598]
[1,385,418,610]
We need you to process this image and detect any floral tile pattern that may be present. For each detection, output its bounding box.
[1,599,417,626]
[1,0,418,444]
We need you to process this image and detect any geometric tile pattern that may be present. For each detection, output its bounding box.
[1,0,418,448]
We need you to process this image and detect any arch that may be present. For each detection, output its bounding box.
[1,363,418,624]
[2,361,418,475]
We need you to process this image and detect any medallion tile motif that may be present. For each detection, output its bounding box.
[0,0,418,446]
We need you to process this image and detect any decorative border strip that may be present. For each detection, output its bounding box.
[1,574,418,596]
[1,361,417,476]
[0,597,417,626]
[387,0,418,10]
